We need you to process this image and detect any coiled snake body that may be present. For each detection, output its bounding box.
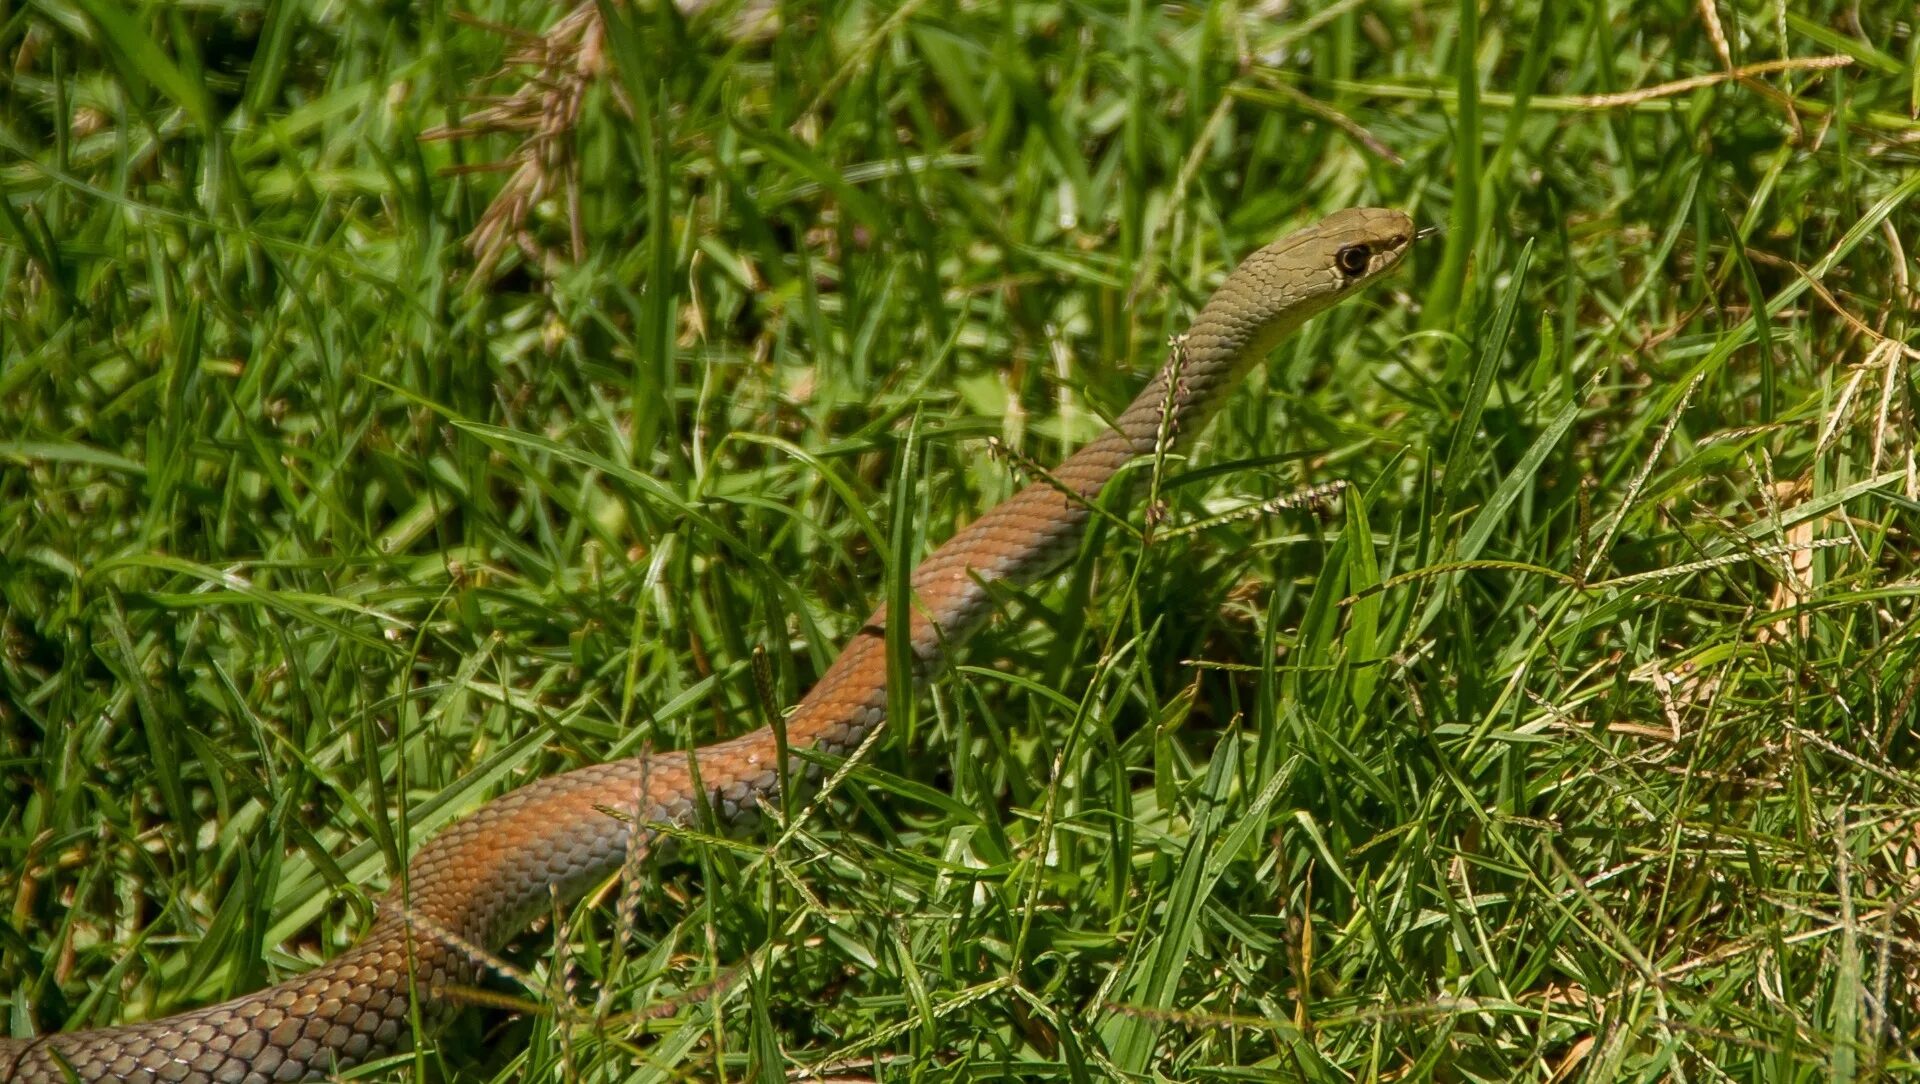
[2,208,1418,1083]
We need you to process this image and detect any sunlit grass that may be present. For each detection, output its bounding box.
[3,1,1917,1080]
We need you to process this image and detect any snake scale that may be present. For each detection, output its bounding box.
[1,207,1418,1082]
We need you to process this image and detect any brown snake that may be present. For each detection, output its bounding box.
[1,208,1418,1082]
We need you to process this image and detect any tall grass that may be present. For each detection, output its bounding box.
[3,1,1917,1079]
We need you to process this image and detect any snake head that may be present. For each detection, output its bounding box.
[1196,207,1423,364]
[1316,206,1421,286]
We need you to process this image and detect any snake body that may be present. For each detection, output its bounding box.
[2,208,1417,1083]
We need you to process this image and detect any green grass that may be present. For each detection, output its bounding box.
[4,1,1919,1080]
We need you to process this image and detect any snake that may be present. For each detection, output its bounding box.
[1,207,1418,1083]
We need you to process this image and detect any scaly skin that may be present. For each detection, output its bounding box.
[1,208,1418,1083]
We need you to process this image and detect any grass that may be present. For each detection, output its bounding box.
[3,0,1918,1080]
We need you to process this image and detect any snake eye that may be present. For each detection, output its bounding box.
[1335,243,1372,278]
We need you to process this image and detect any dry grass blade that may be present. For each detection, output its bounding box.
[422,4,610,281]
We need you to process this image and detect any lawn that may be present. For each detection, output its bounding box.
[3,1,1918,1080]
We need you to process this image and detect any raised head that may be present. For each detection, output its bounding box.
[1246,206,1418,312]
[1196,207,1420,360]
[1299,205,1421,285]
[1138,207,1422,435]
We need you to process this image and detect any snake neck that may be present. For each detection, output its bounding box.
[773,307,1279,767]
